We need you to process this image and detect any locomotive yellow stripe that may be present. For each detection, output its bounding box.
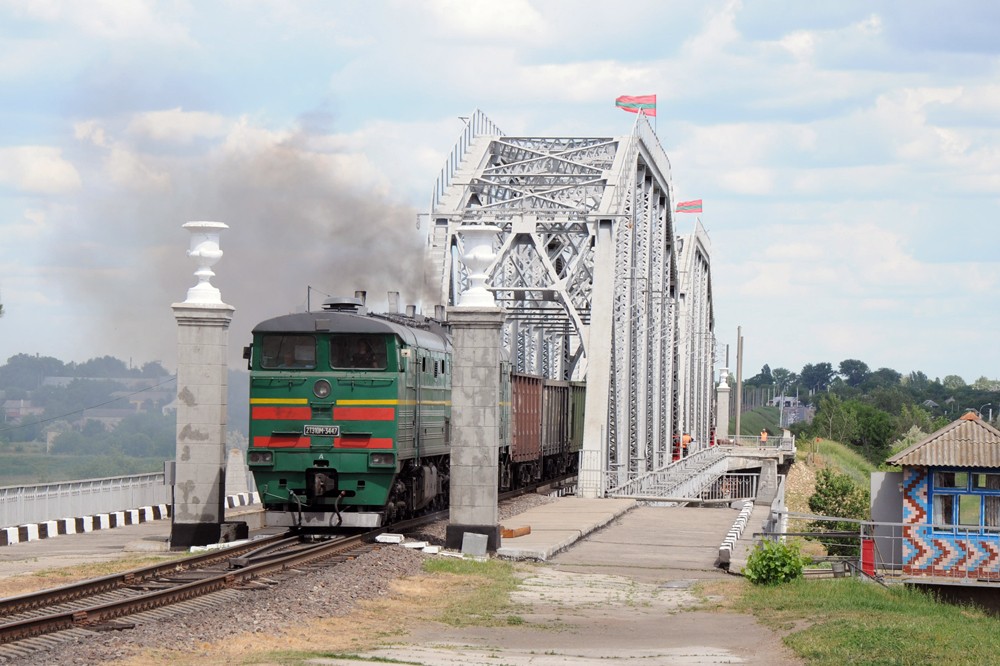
[250,397,451,406]
[250,398,309,405]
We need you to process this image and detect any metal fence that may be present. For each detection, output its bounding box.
[761,512,1000,585]
[0,474,170,528]
[606,448,728,501]
[719,434,795,451]
[698,473,758,503]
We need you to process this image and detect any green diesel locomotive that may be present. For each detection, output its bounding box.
[245,295,582,530]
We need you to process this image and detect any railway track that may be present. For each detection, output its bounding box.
[0,475,575,660]
[0,532,376,658]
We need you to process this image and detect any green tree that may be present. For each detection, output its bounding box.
[972,376,1000,391]
[867,386,910,416]
[838,359,870,387]
[808,468,870,556]
[864,367,903,390]
[0,353,66,390]
[745,364,774,387]
[814,394,857,443]
[140,361,170,377]
[943,375,967,391]
[771,367,796,391]
[800,362,835,392]
[895,403,934,439]
[72,356,131,378]
[849,401,895,462]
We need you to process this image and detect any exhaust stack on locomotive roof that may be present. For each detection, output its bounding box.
[388,291,400,313]
[321,296,365,313]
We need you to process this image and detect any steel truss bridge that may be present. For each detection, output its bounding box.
[424,110,716,498]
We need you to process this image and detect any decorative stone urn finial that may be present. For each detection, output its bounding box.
[456,224,500,307]
[182,221,228,304]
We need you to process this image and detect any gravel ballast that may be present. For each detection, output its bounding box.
[5,493,557,665]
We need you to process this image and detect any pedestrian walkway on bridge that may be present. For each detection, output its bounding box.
[498,496,754,577]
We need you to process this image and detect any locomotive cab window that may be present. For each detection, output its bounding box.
[330,334,388,370]
[261,335,316,369]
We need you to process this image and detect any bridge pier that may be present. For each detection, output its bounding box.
[445,307,504,552]
[169,222,243,549]
[445,225,505,552]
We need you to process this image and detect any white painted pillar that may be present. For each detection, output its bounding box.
[446,226,504,552]
[716,368,731,444]
[170,221,237,549]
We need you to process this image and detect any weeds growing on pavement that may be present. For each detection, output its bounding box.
[422,557,523,627]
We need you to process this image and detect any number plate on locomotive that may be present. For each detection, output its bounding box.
[303,425,340,436]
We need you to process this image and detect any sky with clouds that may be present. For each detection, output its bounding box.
[1,0,998,383]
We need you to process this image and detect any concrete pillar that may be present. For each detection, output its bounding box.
[445,307,504,551]
[445,224,503,552]
[757,458,778,504]
[170,221,238,549]
[716,368,731,443]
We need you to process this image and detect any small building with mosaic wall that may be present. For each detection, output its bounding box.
[887,412,1000,580]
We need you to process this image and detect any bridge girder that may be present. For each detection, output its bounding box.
[425,110,714,496]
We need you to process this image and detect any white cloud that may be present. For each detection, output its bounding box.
[2,0,192,43]
[105,145,171,191]
[126,108,230,144]
[0,147,81,194]
[778,31,816,61]
[74,120,108,147]
[424,0,545,40]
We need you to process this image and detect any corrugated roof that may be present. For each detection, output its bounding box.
[887,412,1000,467]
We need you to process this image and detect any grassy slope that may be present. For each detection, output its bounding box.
[738,406,781,436]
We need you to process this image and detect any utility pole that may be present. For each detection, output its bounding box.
[734,326,743,442]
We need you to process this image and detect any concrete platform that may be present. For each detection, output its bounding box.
[496,497,637,560]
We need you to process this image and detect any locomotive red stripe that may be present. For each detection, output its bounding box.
[333,407,395,421]
[333,437,393,449]
[252,406,312,420]
[253,435,312,448]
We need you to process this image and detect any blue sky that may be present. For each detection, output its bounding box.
[1,0,999,384]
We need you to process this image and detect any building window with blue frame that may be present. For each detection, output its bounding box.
[932,470,1000,529]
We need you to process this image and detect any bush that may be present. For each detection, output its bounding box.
[744,538,804,585]
[808,468,869,556]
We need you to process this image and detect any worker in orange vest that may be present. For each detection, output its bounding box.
[760,429,768,445]
[682,433,692,457]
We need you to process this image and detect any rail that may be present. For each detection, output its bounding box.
[717,435,796,452]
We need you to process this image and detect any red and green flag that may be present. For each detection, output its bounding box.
[615,95,656,116]
[675,199,703,214]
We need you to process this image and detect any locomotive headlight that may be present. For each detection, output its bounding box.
[249,451,274,465]
[369,452,395,467]
[313,379,332,399]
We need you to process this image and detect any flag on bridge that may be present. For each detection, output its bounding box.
[615,95,656,116]
[675,199,703,214]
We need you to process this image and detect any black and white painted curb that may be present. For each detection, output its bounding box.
[0,492,260,547]
[715,500,754,570]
